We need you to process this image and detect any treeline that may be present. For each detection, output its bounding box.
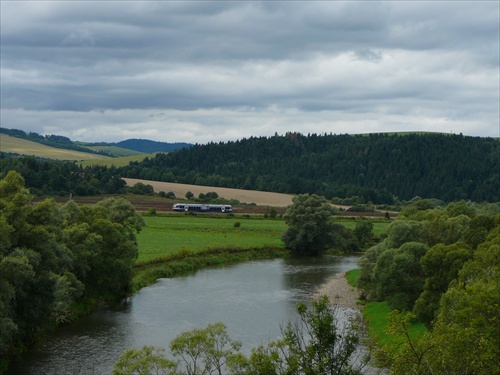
[0,128,109,156]
[357,199,499,373]
[119,132,499,204]
[0,171,144,370]
[0,155,127,196]
[113,139,192,153]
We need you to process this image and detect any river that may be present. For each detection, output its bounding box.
[7,255,360,375]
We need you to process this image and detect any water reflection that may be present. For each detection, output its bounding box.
[8,256,359,375]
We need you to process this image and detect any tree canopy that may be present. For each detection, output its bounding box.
[0,171,144,367]
[357,199,500,374]
[117,132,499,203]
[113,296,367,375]
[281,194,339,256]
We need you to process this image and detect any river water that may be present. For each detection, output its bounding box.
[8,255,360,375]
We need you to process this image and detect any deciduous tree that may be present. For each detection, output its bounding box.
[281,194,338,256]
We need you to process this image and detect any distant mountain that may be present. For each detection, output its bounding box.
[113,139,192,153]
[0,128,192,156]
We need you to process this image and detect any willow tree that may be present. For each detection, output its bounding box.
[281,194,338,256]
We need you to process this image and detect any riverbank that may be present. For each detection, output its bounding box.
[132,245,287,292]
[314,271,362,311]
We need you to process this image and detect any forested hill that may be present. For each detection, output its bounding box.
[114,139,192,153]
[119,132,499,204]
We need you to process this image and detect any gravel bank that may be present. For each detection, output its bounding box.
[314,272,362,311]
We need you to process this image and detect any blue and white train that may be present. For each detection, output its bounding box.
[172,203,233,213]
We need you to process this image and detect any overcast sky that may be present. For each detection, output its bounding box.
[1,1,499,144]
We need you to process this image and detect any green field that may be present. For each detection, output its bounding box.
[136,215,287,262]
[0,134,111,161]
[136,215,391,262]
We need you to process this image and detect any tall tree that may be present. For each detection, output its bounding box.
[281,194,338,256]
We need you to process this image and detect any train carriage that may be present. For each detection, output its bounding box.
[172,203,233,213]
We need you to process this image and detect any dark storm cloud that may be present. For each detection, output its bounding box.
[1,1,498,142]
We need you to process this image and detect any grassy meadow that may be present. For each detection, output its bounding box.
[136,214,391,262]
[136,214,287,262]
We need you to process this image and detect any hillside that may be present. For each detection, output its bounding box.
[114,139,192,153]
[2,130,498,204]
[0,134,112,161]
[0,128,191,158]
[123,178,294,207]
[78,144,145,157]
[118,132,500,203]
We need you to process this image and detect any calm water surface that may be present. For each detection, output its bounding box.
[8,255,359,375]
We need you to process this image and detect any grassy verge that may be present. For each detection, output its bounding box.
[363,301,427,349]
[344,268,427,367]
[345,268,360,287]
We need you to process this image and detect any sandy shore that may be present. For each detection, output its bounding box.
[314,272,362,311]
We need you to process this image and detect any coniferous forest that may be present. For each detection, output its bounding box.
[119,132,499,203]
[1,132,498,204]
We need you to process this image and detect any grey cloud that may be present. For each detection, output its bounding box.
[1,1,498,142]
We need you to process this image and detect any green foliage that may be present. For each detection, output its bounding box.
[0,155,127,196]
[357,199,500,373]
[263,296,365,375]
[374,311,433,374]
[165,191,176,199]
[117,132,500,203]
[197,191,219,203]
[170,322,242,375]
[114,296,366,375]
[281,194,342,256]
[0,171,144,363]
[113,346,179,375]
[267,207,278,219]
[357,243,388,300]
[372,242,428,311]
[128,182,155,195]
[413,242,472,325]
[353,221,373,248]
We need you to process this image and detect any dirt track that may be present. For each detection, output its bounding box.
[123,178,294,207]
